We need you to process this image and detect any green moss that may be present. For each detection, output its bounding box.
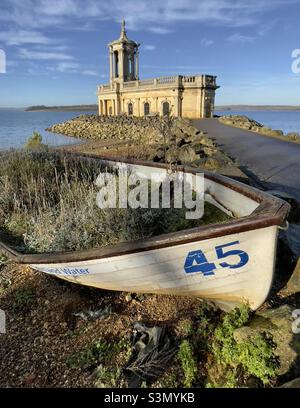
[66,338,131,369]
[178,340,197,388]
[12,287,36,313]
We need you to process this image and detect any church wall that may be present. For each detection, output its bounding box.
[120,88,177,116]
[181,88,201,118]
[98,86,216,118]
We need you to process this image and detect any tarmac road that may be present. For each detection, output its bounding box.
[192,118,300,199]
[192,118,300,255]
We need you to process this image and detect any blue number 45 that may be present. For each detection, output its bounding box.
[184,241,249,276]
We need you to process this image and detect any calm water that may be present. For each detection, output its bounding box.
[1,109,300,151]
[215,110,300,135]
[0,109,96,151]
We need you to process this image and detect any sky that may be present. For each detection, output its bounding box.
[0,0,300,108]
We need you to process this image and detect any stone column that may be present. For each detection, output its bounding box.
[119,48,124,81]
[135,50,139,80]
[109,47,113,82]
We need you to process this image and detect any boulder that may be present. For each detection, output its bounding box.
[261,127,284,137]
[287,132,300,141]
[233,305,300,376]
[284,258,300,295]
[177,145,199,164]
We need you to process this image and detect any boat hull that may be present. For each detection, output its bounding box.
[30,225,278,311]
[0,154,289,311]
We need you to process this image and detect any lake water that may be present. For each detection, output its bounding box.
[215,110,300,135]
[1,109,300,151]
[0,109,96,151]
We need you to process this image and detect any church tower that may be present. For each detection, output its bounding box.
[108,20,140,83]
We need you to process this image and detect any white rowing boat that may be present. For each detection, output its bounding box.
[0,156,290,311]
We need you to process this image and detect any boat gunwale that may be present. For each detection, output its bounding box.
[0,153,290,264]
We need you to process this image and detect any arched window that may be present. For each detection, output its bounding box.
[128,102,133,115]
[162,101,170,116]
[144,102,150,116]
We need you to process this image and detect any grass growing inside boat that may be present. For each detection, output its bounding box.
[0,150,230,254]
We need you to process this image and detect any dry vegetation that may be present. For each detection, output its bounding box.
[0,150,229,254]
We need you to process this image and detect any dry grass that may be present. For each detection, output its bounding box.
[0,150,229,254]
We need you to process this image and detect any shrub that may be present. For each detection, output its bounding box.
[210,304,278,386]
[24,132,48,151]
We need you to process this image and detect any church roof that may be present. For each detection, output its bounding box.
[109,20,139,47]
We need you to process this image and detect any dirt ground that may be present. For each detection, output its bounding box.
[0,260,203,388]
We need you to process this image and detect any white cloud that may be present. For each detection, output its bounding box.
[19,48,74,60]
[200,39,214,47]
[227,33,255,43]
[0,0,294,33]
[47,62,98,75]
[143,44,156,51]
[0,30,53,46]
[56,62,79,72]
[82,69,98,76]
[148,27,173,34]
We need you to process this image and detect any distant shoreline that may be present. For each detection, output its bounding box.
[1,104,299,112]
[25,105,98,112]
[215,105,300,111]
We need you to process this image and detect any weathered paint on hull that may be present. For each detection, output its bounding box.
[31,225,278,311]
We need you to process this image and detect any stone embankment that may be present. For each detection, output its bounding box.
[47,114,233,170]
[219,115,300,142]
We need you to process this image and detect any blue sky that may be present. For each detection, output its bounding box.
[0,0,300,108]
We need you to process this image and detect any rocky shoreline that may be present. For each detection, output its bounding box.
[219,115,300,143]
[47,114,236,172]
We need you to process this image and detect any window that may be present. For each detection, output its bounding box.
[128,102,133,115]
[162,101,170,116]
[144,102,150,116]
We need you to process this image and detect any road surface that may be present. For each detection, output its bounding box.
[192,118,300,255]
[192,118,300,199]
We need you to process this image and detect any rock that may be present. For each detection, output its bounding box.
[234,305,300,376]
[165,147,178,164]
[176,145,199,164]
[284,258,300,294]
[125,293,132,302]
[261,127,284,137]
[287,132,300,141]
[190,143,206,155]
[197,137,215,148]
[204,157,221,170]
[280,377,300,388]
[190,158,207,168]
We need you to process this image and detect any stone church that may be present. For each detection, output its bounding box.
[97,21,219,118]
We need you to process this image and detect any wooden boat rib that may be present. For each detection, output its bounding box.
[0,155,290,311]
